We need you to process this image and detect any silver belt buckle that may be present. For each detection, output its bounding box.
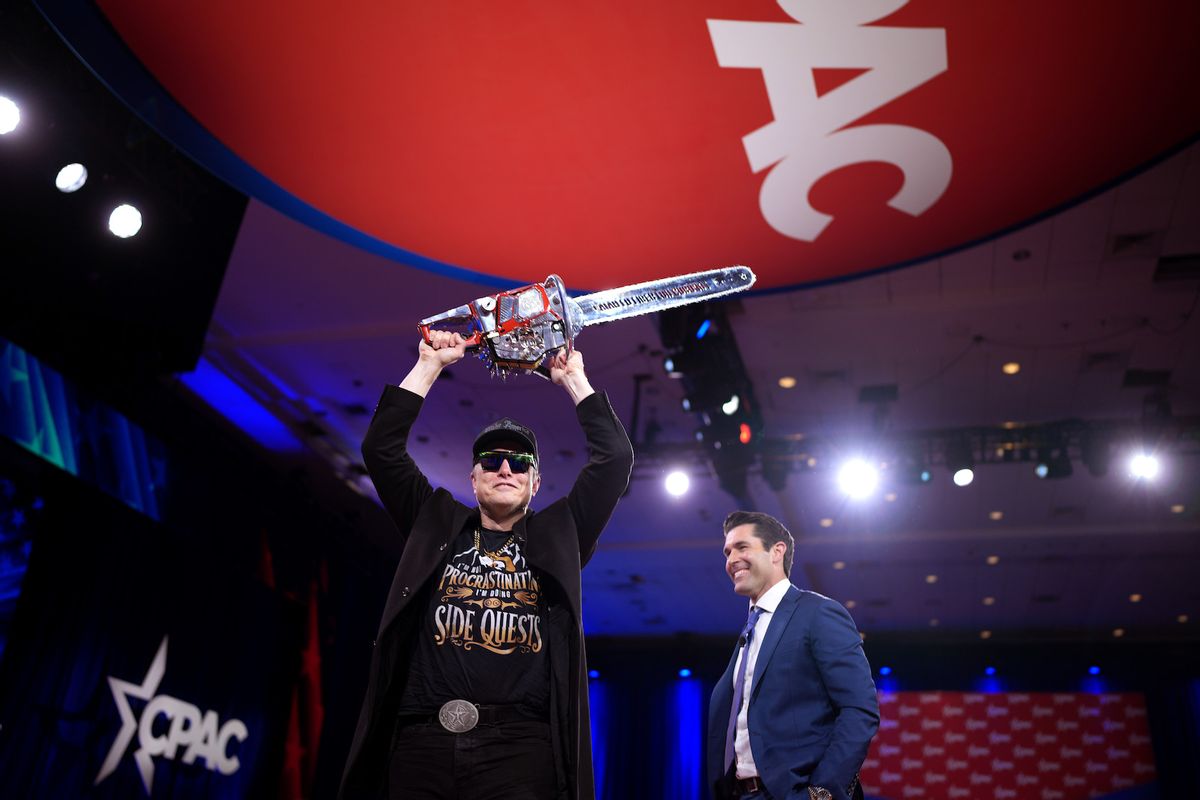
[438,699,479,733]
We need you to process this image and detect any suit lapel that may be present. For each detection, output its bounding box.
[750,584,800,700]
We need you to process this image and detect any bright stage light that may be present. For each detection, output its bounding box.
[664,470,690,497]
[722,394,739,415]
[1128,453,1159,481]
[55,163,88,193]
[952,468,974,487]
[0,96,19,134]
[837,458,879,499]
[109,204,142,238]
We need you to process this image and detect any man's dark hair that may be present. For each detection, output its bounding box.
[723,511,794,576]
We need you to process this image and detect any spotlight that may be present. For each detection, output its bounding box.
[837,458,879,499]
[678,668,692,678]
[695,319,712,339]
[738,423,752,445]
[0,96,19,134]
[895,449,933,485]
[664,470,690,497]
[588,669,600,679]
[1088,666,1101,676]
[1128,453,1160,481]
[722,394,740,415]
[108,204,143,238]
[945,438,974,487]
[663,355,681,378]
[1034,446,1072,480]
[879,666,892,676]
[681,397,691,412]
[984,666,996,676]
[55,163,88,193]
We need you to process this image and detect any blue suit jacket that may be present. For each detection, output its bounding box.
[707,585,880,800]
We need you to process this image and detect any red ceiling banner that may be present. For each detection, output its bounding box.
[861,691,1157,800]
[94,1,1200,289]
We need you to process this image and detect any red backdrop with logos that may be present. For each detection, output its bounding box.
[861,691,1156,800]
[92,1,1200,289]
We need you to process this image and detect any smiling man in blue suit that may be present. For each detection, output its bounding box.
[708,511,879,800]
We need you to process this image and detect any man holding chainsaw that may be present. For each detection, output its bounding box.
[339,330,634,800]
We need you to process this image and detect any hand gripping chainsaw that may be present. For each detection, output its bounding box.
[419,266,756,376]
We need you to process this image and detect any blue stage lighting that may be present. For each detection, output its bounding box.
[984,666,996,676]
[879,666,892,676]
[1088,665,1101,676]
[695,319,712,339]
[678,668,692,678]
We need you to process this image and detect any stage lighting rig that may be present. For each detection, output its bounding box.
[657,300,762,502]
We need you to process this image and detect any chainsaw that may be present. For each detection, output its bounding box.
[419,266,756,376]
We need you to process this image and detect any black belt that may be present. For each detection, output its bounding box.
[732,775,762,797]
[396,703,543,732]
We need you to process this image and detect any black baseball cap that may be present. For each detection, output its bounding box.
[472,418,539,463]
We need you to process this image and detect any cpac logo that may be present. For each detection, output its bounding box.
[948,788,970,799]
[707,0,951,241]
[944,731,965,744]
[95,637,249,794]
[880,717,899,729]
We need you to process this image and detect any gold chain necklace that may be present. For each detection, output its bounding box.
[474,528,515,558]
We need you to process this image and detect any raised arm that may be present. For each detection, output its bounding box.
[552,349,635,565]
[362,333,466,544]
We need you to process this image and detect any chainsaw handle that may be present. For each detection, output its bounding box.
[418,323,483,350]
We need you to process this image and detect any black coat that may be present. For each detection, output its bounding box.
[339,385,633,799]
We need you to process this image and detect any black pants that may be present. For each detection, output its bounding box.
[388,719,558,800]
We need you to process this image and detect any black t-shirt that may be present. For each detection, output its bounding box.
[397,523,550,717]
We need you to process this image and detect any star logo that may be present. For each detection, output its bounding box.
[93,636,251,793]
[95,636,169,793]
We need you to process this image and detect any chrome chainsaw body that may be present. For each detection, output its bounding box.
[419,266,756,376]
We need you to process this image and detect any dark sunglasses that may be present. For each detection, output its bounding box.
[474,451,537,474]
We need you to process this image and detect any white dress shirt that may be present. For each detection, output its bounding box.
[733,577,792,778]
